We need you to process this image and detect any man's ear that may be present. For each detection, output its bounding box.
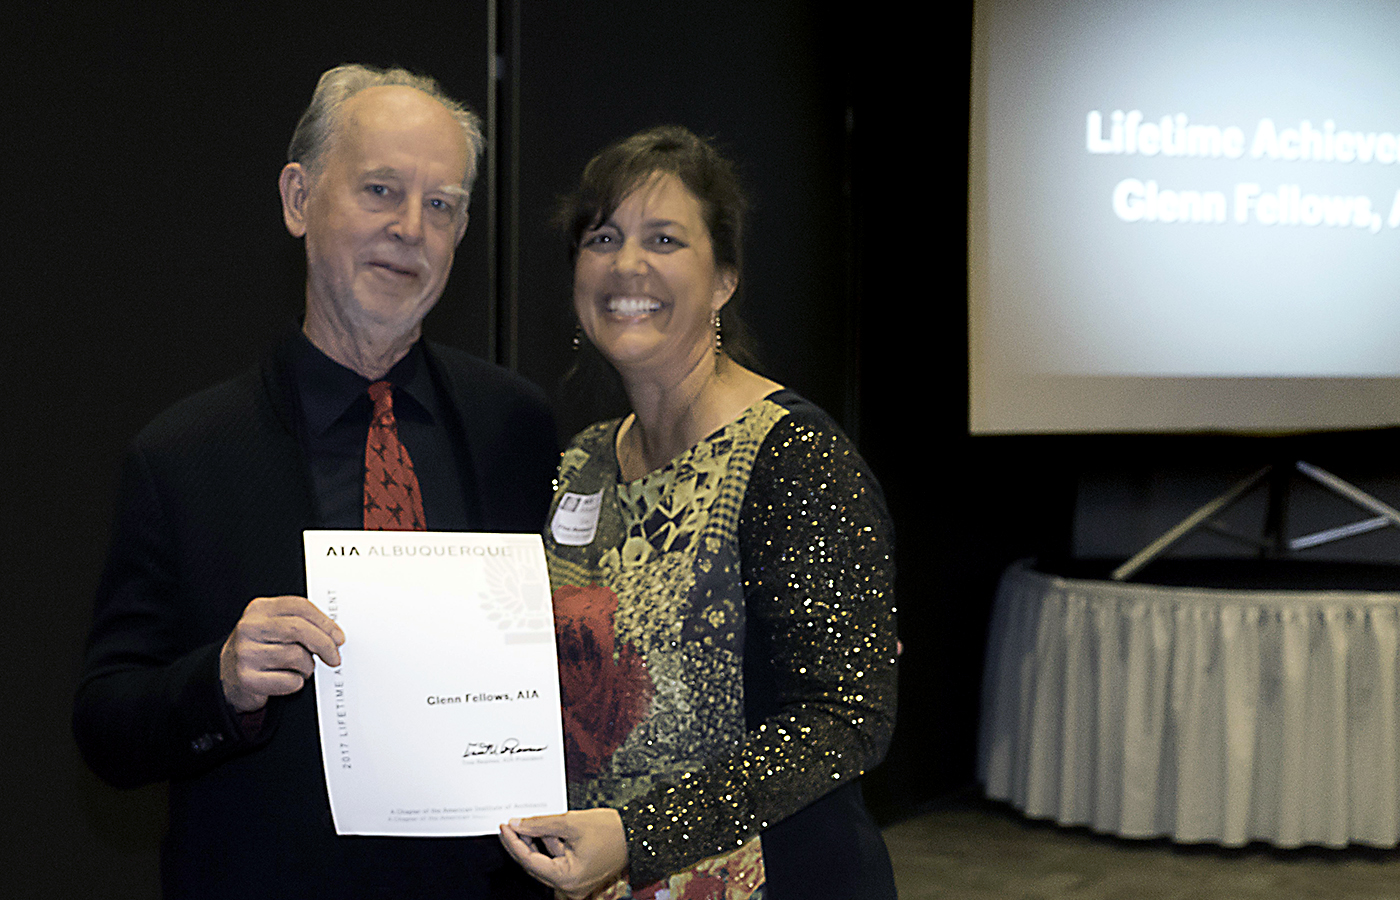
[279,163,310,238]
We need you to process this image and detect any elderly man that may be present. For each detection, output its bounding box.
[73,65,556,899]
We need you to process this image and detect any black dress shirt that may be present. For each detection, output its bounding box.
[288,333,472,531]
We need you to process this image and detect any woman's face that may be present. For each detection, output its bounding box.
[573,172,736,382]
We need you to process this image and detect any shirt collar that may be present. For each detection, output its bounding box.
[290,333,438,438]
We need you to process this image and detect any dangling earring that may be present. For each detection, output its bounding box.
[572,324,583,352]
[713,312,722,357]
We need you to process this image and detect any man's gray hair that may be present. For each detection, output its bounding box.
[287,64,485,195]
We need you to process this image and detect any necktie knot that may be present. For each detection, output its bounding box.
[368,380,394,425]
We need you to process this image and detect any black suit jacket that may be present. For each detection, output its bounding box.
[74,335,557,899]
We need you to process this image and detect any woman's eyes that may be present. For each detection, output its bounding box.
[580,230,687,251]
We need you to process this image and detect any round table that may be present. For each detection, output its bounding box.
[978,561,1400,847]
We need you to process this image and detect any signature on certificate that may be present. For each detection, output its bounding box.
[463,738,548,758]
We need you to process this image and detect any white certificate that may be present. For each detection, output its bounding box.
[304,530,566,837]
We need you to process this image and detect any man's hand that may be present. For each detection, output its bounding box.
[219,596,345,712]
[499,808,628,899]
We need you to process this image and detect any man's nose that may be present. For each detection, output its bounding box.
[389,198,425,244]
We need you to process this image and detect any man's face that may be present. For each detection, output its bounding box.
[282,85,470,350]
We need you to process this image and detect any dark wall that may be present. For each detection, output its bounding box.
[7,3,992,897]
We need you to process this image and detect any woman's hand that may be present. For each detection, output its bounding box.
[499,807,628,899]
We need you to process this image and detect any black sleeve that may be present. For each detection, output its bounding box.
[619,411,898,887]
[73,442,277,789]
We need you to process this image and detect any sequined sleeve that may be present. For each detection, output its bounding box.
[617,411,899,886]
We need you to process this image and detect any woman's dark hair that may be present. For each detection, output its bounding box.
[556,125,757,367]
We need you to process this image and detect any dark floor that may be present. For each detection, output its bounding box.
[884,790,1400,899]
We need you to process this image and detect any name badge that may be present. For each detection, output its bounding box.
[550,490,603,546]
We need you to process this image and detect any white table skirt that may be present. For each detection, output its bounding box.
[978,561,1400,847]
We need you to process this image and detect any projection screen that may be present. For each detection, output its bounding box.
[968,0,1400,434]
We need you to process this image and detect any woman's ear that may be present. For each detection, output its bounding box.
[713,267,738,310]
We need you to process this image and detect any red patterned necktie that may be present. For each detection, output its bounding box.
[363,381,426,531]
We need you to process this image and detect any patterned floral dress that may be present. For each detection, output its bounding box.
[545,391,898,900]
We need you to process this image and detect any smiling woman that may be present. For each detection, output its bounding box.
[557,127,771,479]
[571,172,737,407]
[498,127,899,900]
